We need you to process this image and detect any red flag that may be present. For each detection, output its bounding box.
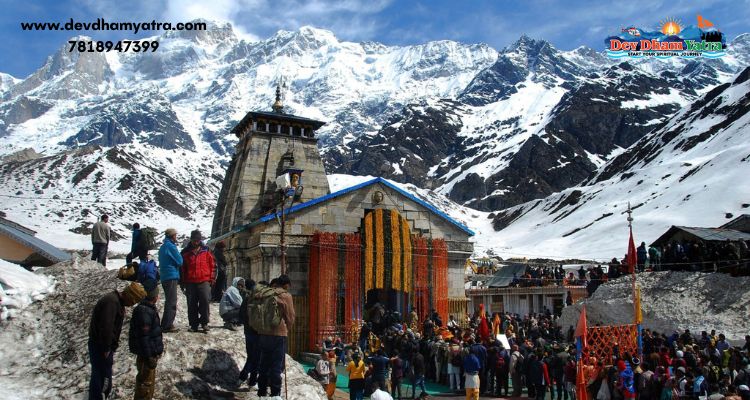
[574,305,587,347]
[626,227,637,274]
[478,304,490,342]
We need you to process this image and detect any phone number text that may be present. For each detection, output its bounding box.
[67,40,159,52]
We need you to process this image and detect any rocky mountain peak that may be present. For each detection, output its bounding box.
[5,36,113,100]
[263,25,340,55]
[506,34,553,57]
[162,19,237,45]
[360,40,389,54]
[731,32,750,46]
[0,73,19,95]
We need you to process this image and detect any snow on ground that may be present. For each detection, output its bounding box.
[620,88,688,109]
[559,271,750,343]
[0,256,326,399]
[0,259,55,320]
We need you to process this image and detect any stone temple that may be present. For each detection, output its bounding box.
[211,90,474,355]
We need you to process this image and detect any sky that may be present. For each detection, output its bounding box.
[1,0,749,78]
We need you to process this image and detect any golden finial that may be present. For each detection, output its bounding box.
[272,84,284,113]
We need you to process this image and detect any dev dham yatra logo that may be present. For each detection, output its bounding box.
[606,15,726,59]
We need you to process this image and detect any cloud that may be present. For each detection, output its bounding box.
[234,0,393,40]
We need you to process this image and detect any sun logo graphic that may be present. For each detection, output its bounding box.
[659,17,682,36]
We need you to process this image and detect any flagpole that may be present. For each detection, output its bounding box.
[575,305,588,400]
[627,203,636,321]
[627,203,643,358]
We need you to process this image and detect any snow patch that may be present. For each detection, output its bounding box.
[0,260,55,320]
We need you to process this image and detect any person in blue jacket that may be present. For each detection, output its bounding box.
[158,228,183,333]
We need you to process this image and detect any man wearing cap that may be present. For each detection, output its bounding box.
[128,286,164,400]
[88,282,146,400]
[159,228,183,333]
[181,230,216,333]
[91,214,112,266]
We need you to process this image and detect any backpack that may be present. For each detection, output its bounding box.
[139,227,159,251]
[247,285,285,334]
[137,260,158,284]
[451,350,462,367]
[117,264,137,281]
[514,353,526,374]
[307,367,322,381]
[316,359,330,377]
[734,369,749,387]
[707,366,721,384]
[496,354,507,371]
[639,372,653,398]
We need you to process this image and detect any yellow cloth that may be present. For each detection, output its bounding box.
[635,286,643,324]
[465,388,480,400]
[346,360,366,380]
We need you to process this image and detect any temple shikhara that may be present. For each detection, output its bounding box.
[212,89,474,356]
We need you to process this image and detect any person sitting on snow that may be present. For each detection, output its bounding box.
[219,277,245,330]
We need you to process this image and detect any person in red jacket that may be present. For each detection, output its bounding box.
[181,230,216,333]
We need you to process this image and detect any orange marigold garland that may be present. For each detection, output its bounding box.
[363,212,373,295]
[320,232,339,340]
[309,232,321,349]
[375,209,385,289]
[344,233,362,342]
[402,217,412,295]
[432,238,449,325]
[383,210,392,291]
[391,210,402,291]
[413,235,429,323]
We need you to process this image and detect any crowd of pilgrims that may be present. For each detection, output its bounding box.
[311,305,750,400]
[507,238,749,298]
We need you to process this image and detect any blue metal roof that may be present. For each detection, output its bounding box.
[0,219,72,264]
[256,177,475,236]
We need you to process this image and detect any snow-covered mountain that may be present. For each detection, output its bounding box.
[0,144,224,252]
[341,35,749,211]
[481,67,750,259]
[0,20,748,257]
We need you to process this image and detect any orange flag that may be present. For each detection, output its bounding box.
[492,313,501,337]
[574,305,588,347]
[627,227,637,274]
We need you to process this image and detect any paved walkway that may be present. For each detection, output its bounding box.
[312,363,537,400]
[333,390,532,399]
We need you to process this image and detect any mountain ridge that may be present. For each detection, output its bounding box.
[1,22,748,257]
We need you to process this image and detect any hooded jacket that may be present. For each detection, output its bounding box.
[158,238,183,282]
[220,277,244,316]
